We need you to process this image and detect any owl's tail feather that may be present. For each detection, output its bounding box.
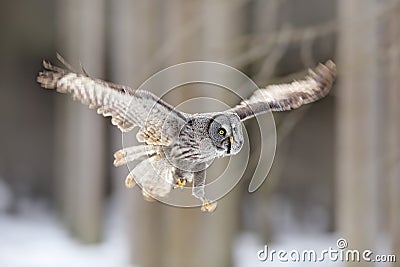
[113,145,160,167]
[125,155,174,199]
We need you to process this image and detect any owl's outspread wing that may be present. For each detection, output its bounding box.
[37,56,336,213]
[37,58,190,203]
[37,59,187,146]
[230,60,336,121]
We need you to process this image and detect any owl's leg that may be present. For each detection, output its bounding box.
[192,167,217,213]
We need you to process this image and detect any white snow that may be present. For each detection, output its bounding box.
[0,198,392,267]
[0,200,132,267]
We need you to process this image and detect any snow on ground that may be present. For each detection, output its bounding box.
[0,199,342,267]
[0,197,392,267]
[0,200,131,267]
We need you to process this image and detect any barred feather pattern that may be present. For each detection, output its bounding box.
[113,144,160,167]
[37,60,187,146]
[230,60,337,120]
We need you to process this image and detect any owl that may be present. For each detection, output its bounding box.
[37,56,336,212]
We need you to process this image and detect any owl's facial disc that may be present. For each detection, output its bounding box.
[209,113,244,156]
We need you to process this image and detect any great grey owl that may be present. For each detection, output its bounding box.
[37,56,336,212]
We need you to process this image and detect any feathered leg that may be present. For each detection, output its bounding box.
[192,165,217,212]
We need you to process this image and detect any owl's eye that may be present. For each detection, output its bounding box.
[218,128,226,136]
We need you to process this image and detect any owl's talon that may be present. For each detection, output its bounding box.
[174,178,187,189]
[201,201,217,213]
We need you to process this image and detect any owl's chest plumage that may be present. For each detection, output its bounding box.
[165,116,219,165]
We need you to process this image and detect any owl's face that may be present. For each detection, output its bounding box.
[208,113,244,156]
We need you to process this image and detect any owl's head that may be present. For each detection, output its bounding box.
[208,113,244,156]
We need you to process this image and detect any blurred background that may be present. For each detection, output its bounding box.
[0,0,399,266]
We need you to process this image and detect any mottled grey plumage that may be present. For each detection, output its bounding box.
[37,56,336,212]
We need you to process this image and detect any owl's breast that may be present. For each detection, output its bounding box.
[163,141,214,173]
[161,125,215,169]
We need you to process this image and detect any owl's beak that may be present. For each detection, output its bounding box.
[225,136,234,155]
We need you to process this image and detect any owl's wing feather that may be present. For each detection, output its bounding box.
[230,60,336,121]
[37,60,187,145]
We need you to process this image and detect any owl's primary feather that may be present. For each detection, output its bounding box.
[37,59,186,146]
[37,57,336,212]
[230,60,336,120]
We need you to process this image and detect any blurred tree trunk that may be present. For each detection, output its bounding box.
[192,2,245,267]
[159,3,203,267]
[387,40,400,267]
[153,1,245,267]
[109,1,165,267]
[55,0,106,243]
[385,1,400,266]
[244,0,281,242]
[336,0,382,265]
